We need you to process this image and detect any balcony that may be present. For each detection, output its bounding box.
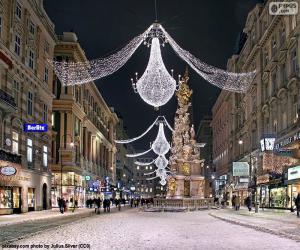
[0,89,16,114]
[0,149,21,164]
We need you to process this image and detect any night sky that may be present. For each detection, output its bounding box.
[44,0,260,150]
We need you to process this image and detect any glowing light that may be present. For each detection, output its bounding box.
[132,37,176,107]
[52,26,153,85]
[154,155,168,169]
[115,117,159,144]
[159,24,255,93]
[152,122,171,156]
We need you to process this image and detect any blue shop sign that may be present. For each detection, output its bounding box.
[24,124,48,132]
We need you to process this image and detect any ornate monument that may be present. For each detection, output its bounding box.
[167,69,205,198]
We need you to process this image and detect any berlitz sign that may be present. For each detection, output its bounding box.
[0,166,17,176]
[23,124,48,132]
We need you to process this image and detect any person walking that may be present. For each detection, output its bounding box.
[245,195,252,212]
[58,197,64,214]
[234,195,240,211]
[130,198,133,208]
[294,193,300,218]
[231,195,236,209]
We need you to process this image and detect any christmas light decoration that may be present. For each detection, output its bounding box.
[152,122,171,155]
[115,117,159,144]
[126,148,152,158]
[154,155,168,169]
[159,24,255,93]
[131,37,176,107]
[51,26,153,85]
[51,23,255,94]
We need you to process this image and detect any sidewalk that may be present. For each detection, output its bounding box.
[0,204,129,227]
[0,208,95,227]
[210,207,300,242]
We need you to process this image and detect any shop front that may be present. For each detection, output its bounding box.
[0,155,51,215]
[256,173,290,209]
[51,172,85,208]
[287,165,300,209]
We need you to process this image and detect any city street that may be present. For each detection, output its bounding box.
[2,209,300,250]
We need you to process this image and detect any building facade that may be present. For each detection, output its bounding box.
[50,32,118,207]
[133,156,159,198]
[115,114,135,199]
[0,0,56,214]
[196,116,213,197]
[212,0,300,208]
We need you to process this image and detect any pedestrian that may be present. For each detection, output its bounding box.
[232,195,236,209]
[107,199,111,212]
[62,198,66,213]
[234,195,240,211]
[134,199,138,207]
[95,198,101,214]
[103,199,107,212]
[130,198,133,208]
[245,195,252,212]
[58,197,64,214]
[294,193,300,218]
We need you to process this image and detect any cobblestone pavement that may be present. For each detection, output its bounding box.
[2,209,299,250]
[210,208,300,242]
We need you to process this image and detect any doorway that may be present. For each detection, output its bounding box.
[42,183,47,210]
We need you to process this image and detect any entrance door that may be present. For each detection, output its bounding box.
[43,183,47,210]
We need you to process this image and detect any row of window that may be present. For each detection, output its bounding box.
[12,83,48,122]
[12,131,48,167]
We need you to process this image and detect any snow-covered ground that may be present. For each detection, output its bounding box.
[4,209,300,250]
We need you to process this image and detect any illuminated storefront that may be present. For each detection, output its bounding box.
[0,152,51,215]
[51,172,85,208]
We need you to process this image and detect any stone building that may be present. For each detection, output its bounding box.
[196,115,213,197]
[212,0,300,208]
[133,156,158,198]
[115,114,135,199]
[0,0,56,214]
[50,32,118,207]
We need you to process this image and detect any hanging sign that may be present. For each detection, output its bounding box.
[288,166,300,180]
[233,162,249,176]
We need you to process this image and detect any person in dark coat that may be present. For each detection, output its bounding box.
[245,195,252,212]
[58,197,64,214]
[231,195,236,209]
[130,198,133,208]
[294,193,300,217]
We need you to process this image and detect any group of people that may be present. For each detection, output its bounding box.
[129,198,153,208]
[85,197,127,213]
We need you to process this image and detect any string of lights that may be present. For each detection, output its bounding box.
[52,26,153,85]
[115,117,159,144]
[159,24,255,93]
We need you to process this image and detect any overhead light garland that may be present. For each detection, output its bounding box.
[159,24,256,93]
[51,26,153,85]
[51,23,255,95]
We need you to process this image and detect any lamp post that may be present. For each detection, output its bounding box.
[60,134,74,199]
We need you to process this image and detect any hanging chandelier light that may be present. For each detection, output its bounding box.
[151,122,171,156]
[51,23,255,93]
[131,36,176,107]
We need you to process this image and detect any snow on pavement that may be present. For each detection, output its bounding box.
[5,209,300,250]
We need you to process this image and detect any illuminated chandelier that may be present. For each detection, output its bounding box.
[131,36,176,107]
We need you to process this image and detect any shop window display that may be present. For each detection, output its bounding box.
[270,187,287,208]
[0,188,12,208]
[13,187,21,208]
